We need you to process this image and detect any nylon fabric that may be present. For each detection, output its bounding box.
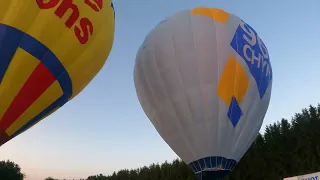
[134,7,272,175]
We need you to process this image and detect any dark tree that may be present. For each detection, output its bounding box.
[0,160,25,180]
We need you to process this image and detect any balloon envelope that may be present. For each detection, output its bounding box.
[134,7,272,179]
[0,0,115,146]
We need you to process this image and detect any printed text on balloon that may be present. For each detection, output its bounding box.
[36,0,105,44]
[300,176,318,180]
[230,20,272,99]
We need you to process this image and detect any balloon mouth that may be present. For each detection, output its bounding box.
[195,169,231,180]
[188,156,237,180]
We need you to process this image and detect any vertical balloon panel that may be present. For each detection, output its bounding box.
[134,7,272,179]
[0,0,115,146]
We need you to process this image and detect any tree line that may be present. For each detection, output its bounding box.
[2,104,320,180]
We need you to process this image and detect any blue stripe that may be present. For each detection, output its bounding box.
[13,94,70,137]
[204,157,211,169]
[188,156,237,174]
[19,35,68,80]
[111,2,115,18]
[0,25,24,83]
[0,24,72,137]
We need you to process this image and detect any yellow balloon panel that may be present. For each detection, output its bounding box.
[0,0,115,145]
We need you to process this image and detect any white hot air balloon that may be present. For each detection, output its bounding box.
[134,7,272,180]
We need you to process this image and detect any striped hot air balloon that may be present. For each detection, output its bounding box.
[0,0,115,146]
[134,7,272,180]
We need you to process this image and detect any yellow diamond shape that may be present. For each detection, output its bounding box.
[217,56,250,105]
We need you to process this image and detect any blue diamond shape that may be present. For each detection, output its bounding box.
[227,96,243,127]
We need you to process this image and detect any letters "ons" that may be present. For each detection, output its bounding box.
[36,0,104,44]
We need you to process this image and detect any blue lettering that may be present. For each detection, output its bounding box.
[230,20,272,99]
[300,176,318,180]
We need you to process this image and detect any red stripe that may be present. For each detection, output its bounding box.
[0,130,10,146]
[0,63,55,131]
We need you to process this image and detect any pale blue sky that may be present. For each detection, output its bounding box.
[0,0,319,180]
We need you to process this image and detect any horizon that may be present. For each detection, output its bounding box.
[0,0,319,180]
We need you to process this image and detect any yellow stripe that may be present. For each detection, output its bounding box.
[0,48,39,120]
[6,81,62,136]
[9,106,60,138]
[191,7,231,24]
[216,56,250,105]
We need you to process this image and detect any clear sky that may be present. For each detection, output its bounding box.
[0,0,319,180]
